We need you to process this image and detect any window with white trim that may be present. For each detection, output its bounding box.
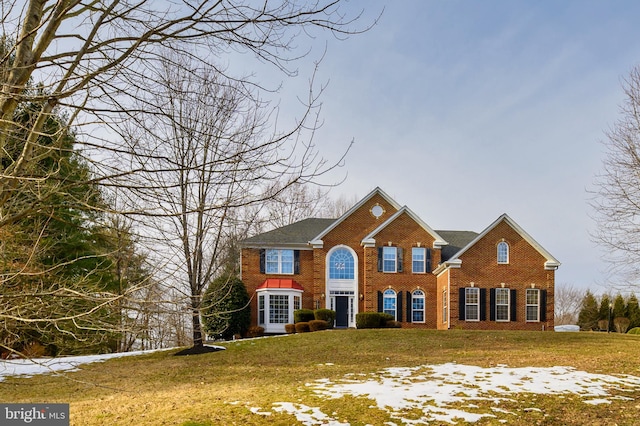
[258,294,265,325]
[495,288,510,321]
[257,290,303,333]
[269,294,289,324]
[465,287,480,321]
[412,248,426,273]
[383,247,397,273]
[442,289,448,323]
[526,289,540,322]
[383,289,397,319]
[265,249,294,274]
[329,248,355,279]
[497,242,509,264]
[294,295,301,311]
[412,289,425,322]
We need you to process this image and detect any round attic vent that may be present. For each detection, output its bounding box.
[370,203,385,219]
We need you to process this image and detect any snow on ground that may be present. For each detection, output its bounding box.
[0,346,220,381]
[3,350,640,424]
[252,363,640,425]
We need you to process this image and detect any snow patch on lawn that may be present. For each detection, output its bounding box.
[256,363,640,424]
[0,346,221,381]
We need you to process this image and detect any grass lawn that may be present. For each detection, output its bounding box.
[2,329,640,425]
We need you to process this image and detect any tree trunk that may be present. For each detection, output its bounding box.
[192,297,204,348]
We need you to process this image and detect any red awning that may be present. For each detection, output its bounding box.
[257,278,304,291]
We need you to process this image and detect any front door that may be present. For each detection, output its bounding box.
[335,296,349,328]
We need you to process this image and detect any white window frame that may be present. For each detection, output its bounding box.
[497,242,509,264]
[382,247,398,273]
[495,288,510,322]
[412,247,426,274]
[256,289,302,333]
[412,289,425,323]
[526,289,540,322]
[442,289,448,324]
[383,288,397,319]
[465,287,480,321]
[265,249,294,275]
[258,294,265,325]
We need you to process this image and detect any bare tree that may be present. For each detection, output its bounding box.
[592,65,640,286]
[1,1,372,355]
[554,283,583,325]
[118,54,348,349]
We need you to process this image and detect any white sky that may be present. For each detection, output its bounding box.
[243,1,640,292]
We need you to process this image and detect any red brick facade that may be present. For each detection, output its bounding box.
[241,188,559,332]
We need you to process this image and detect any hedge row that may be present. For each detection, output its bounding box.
[286,319,330,334]
[293,309,336,328]
[355,312,401,329]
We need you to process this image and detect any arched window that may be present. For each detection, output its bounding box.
[383,289,397,319]
[412,290,425,323]
[497,241,509,264]
[329,248,355,279]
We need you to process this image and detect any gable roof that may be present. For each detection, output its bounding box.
[361,206,448,248]
[309,187,402,247]
[435,213,560,272]
[436,230,479,261]
[241,218,336,248]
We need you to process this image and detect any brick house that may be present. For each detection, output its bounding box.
[240,187,560,333]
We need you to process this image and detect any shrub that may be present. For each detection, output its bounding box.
[295,322,310,333]
[247,326,264,338]
[294,309,315,323]
[380,313,395,325]
[597,319,610,332]
[386,320,402,328]
[309,319,328,332]
[614,317,631,333]
[314,309,336,328]
[627,327,640,334]
[284,324,296,334]
[201,273,250,340]
[356,312,395,329]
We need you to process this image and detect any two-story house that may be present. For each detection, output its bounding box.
[240,187,560,333]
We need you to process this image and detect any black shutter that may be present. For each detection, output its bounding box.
[406,291,412,323]
[397,291,403,322]
[259,249,265,273]
[377,291,383,312]
[540,290,547,322]
[510,289,517,321]
[480,288,487,321]
[426,248,432,273]
[377,248,383,272]
[489,288,496,321]
[294,250,300,274]
[459,288,466,320]
[397,248,403,272]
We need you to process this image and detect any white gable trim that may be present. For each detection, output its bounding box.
[443,213,560,271]
[309,187,402,246]
[360,206,448,249]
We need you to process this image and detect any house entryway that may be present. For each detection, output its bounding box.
[335,295,349,328]
[326,246,358,328]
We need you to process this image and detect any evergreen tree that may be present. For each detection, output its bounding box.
[201,273,251,340]
[577,290,599,331]
[627,294,640,329]
[1,81,142,355]
[613,294,627,319]
[598,294,613,331]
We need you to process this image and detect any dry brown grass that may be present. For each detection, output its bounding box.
[2,329,640,425]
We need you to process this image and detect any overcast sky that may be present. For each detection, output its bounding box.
[251,0,640,294]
